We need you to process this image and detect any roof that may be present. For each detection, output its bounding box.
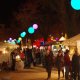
[62,34,80,46]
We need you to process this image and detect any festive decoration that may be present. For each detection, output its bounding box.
[9,38,12,41]
[71,0,80,10]
[11,40,16,44]
[28,27,35,34]
[8,40,11,43]
[33,24,38,29]
[18,37,22,41]
[4,40,7,43]
[17,39,21,43]
[20,31,26,38]
[55,38,59,41]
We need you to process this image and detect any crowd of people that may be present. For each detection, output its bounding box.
[9,46,80,80]
[43,48,80,80]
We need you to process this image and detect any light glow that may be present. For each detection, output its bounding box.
[33,24,38,29]
[28,27,35,34]
[20,31,26,38]
[71,0,80,10]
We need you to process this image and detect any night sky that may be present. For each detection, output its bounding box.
[0,0,26,24]
[0,0,80,41]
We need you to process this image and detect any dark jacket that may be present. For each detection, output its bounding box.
[44,51,53,69]
[64,53,70,66]
[56,54,64,69]
[72,53,79,72]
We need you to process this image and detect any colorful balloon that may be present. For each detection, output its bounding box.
[28,27,35,34]
[33,24,38,29]
[71,0,80,10]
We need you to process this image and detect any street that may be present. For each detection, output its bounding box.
[0,66,65,80]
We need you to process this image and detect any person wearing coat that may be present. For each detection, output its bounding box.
[10,50,16,71]
[72,49,79,80]
[64,49,71,80]
[56,50,64,80]
[44,49,53,80]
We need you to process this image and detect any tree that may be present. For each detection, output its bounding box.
[10,0,79,40]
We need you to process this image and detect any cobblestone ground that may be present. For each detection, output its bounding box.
[0,66,65,80]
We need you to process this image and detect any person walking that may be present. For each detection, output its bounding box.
[25,48,33,68]
[56,49,64,80]
[72,49,79,80]
[44,49,53,80]
[10,50,16,71]
[20,50,25,61]
[64,49,71,80]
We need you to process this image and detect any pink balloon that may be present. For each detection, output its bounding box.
[33,24,38,29]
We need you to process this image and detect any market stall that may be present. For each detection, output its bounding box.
[62,34,80,46]
[0,42,19,63]
[62,34,80,59]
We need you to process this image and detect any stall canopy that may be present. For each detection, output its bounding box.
[0,42,19,52]
[0,42,19,63]
[62,34,80,46]
[0,42,19,49]
[59,36,66,41]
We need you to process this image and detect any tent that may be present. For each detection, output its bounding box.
[0,42,19,63]
[59,36,66,41]
[62,34,80,59]
[62,34,80,46]
[0,42,19,48]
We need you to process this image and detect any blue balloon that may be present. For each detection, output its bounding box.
[17,39,21,43]
[20,31,26,37]
[71,0,80,10]
[28,27,35,34]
